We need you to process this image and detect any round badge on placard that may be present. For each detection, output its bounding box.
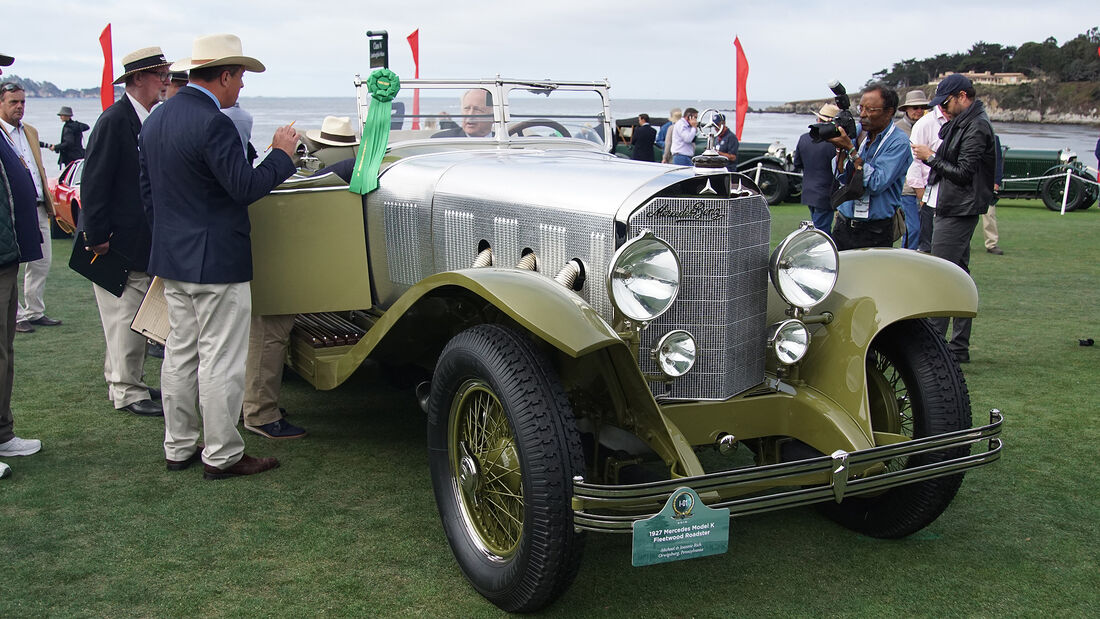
[672,490,695,518]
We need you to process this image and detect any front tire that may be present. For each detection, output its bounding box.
[427,324,585,613]
[819,319,972,538]
[755,163,789,206]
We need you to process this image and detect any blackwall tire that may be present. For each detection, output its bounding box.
[1040,175,1085,212]
[756,164,789,206]
[427,324,585,613]
[818,318,972,538]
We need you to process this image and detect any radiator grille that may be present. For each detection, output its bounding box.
[630,195,771,400]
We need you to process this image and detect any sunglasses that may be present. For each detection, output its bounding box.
[1,82,22,93]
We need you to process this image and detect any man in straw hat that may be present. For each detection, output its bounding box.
[140,34,298,479]
[52,106,89,169]
[895,90,930,249]
[0,81,59,334]
[82,46,173,418]
[0,52,44,472]
[794,103,842,233]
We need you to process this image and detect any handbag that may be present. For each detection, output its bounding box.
[892,207,906,243]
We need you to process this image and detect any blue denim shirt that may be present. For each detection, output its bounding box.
[834,123,913,220]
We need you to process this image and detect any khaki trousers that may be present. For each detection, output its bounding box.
[981,205,998,249]
[243,314,295,427]
[17,204,51,322]
[161,279,250,469]
[93,271,154,408]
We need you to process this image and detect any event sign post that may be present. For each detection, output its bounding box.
[366,30,389,69]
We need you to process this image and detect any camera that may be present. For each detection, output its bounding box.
[809,80,858,143]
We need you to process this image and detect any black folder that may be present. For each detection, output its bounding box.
[68,239,130,297]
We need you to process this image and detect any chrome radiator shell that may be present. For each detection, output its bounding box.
[629,194,772,400]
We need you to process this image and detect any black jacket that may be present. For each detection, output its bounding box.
[57,119,89,167]
[81,96,152,271]
[927,100,996,217]
[630,123,657,161]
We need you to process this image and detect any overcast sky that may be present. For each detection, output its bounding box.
[6,1,1097,102]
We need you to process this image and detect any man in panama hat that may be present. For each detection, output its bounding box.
[894,90,930,249]
[82,46,173,418]
[140,34,299,479]
[793,103,842,233]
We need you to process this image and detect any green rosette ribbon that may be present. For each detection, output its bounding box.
[349,68,401,195]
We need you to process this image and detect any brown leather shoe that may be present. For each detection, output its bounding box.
[166,445,203,471]
[203,453,280,480]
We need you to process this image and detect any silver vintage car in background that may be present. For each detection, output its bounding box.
[246,77,1003,612]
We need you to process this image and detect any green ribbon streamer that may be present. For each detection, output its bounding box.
[349,69,401,195]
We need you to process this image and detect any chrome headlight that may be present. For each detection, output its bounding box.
[770,221,838,310]
[768,319,810,365]
[608,230,681,322]
[653,330,696,377]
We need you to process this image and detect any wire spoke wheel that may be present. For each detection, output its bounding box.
[449,380,524,559]
[428,324,585,612]
[818,319,972,538]
[866,349,915,472]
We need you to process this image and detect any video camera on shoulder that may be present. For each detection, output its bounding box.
[809,80,858,144]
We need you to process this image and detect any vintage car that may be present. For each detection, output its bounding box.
[613,116,799,205]
[998,146,1097,211]
[46,158,83,238]
[244,77,1002,612]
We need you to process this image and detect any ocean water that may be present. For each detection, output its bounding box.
[21,95,1100,173]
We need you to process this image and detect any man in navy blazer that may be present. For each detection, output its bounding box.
[793,103,842,233]
[139,34,298,480]
[82,46,172,418]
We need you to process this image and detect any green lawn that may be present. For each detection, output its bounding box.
[1,199,1097,617]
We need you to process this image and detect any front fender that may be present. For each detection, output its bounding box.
[305,268,624,390]
[770,248,978,443]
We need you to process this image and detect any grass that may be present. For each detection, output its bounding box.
[1,199,1098,617]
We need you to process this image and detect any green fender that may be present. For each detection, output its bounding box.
[773,248,978,443]
[304,268,623,390]
[301,267,705,476]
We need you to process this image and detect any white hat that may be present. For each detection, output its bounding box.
[170,34,265,73]
[306,116,360,147]
[113,47,171,85]
[814,103,841,122]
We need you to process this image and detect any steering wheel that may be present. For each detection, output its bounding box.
[508,119,572,138]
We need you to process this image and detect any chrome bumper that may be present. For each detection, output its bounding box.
[572,409,1003,533]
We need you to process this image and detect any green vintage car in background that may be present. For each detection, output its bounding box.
[998,146,1098,211]
[613,116,799,206]
[245,76,1002,613]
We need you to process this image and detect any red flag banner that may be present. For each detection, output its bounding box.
[733,37,749,140]
[99,24,113,111]
[407,29,420,130]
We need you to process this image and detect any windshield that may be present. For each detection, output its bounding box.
[361,79,612,149]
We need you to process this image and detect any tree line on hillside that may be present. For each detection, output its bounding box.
[868,27,1100,88]
[0,74,120,98]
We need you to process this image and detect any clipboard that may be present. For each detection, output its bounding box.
[130,276,170,345]
[68,239,129,297]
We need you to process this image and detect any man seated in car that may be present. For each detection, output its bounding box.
[432,89,493,138]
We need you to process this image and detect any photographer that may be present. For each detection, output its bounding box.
[826,84,912,249]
